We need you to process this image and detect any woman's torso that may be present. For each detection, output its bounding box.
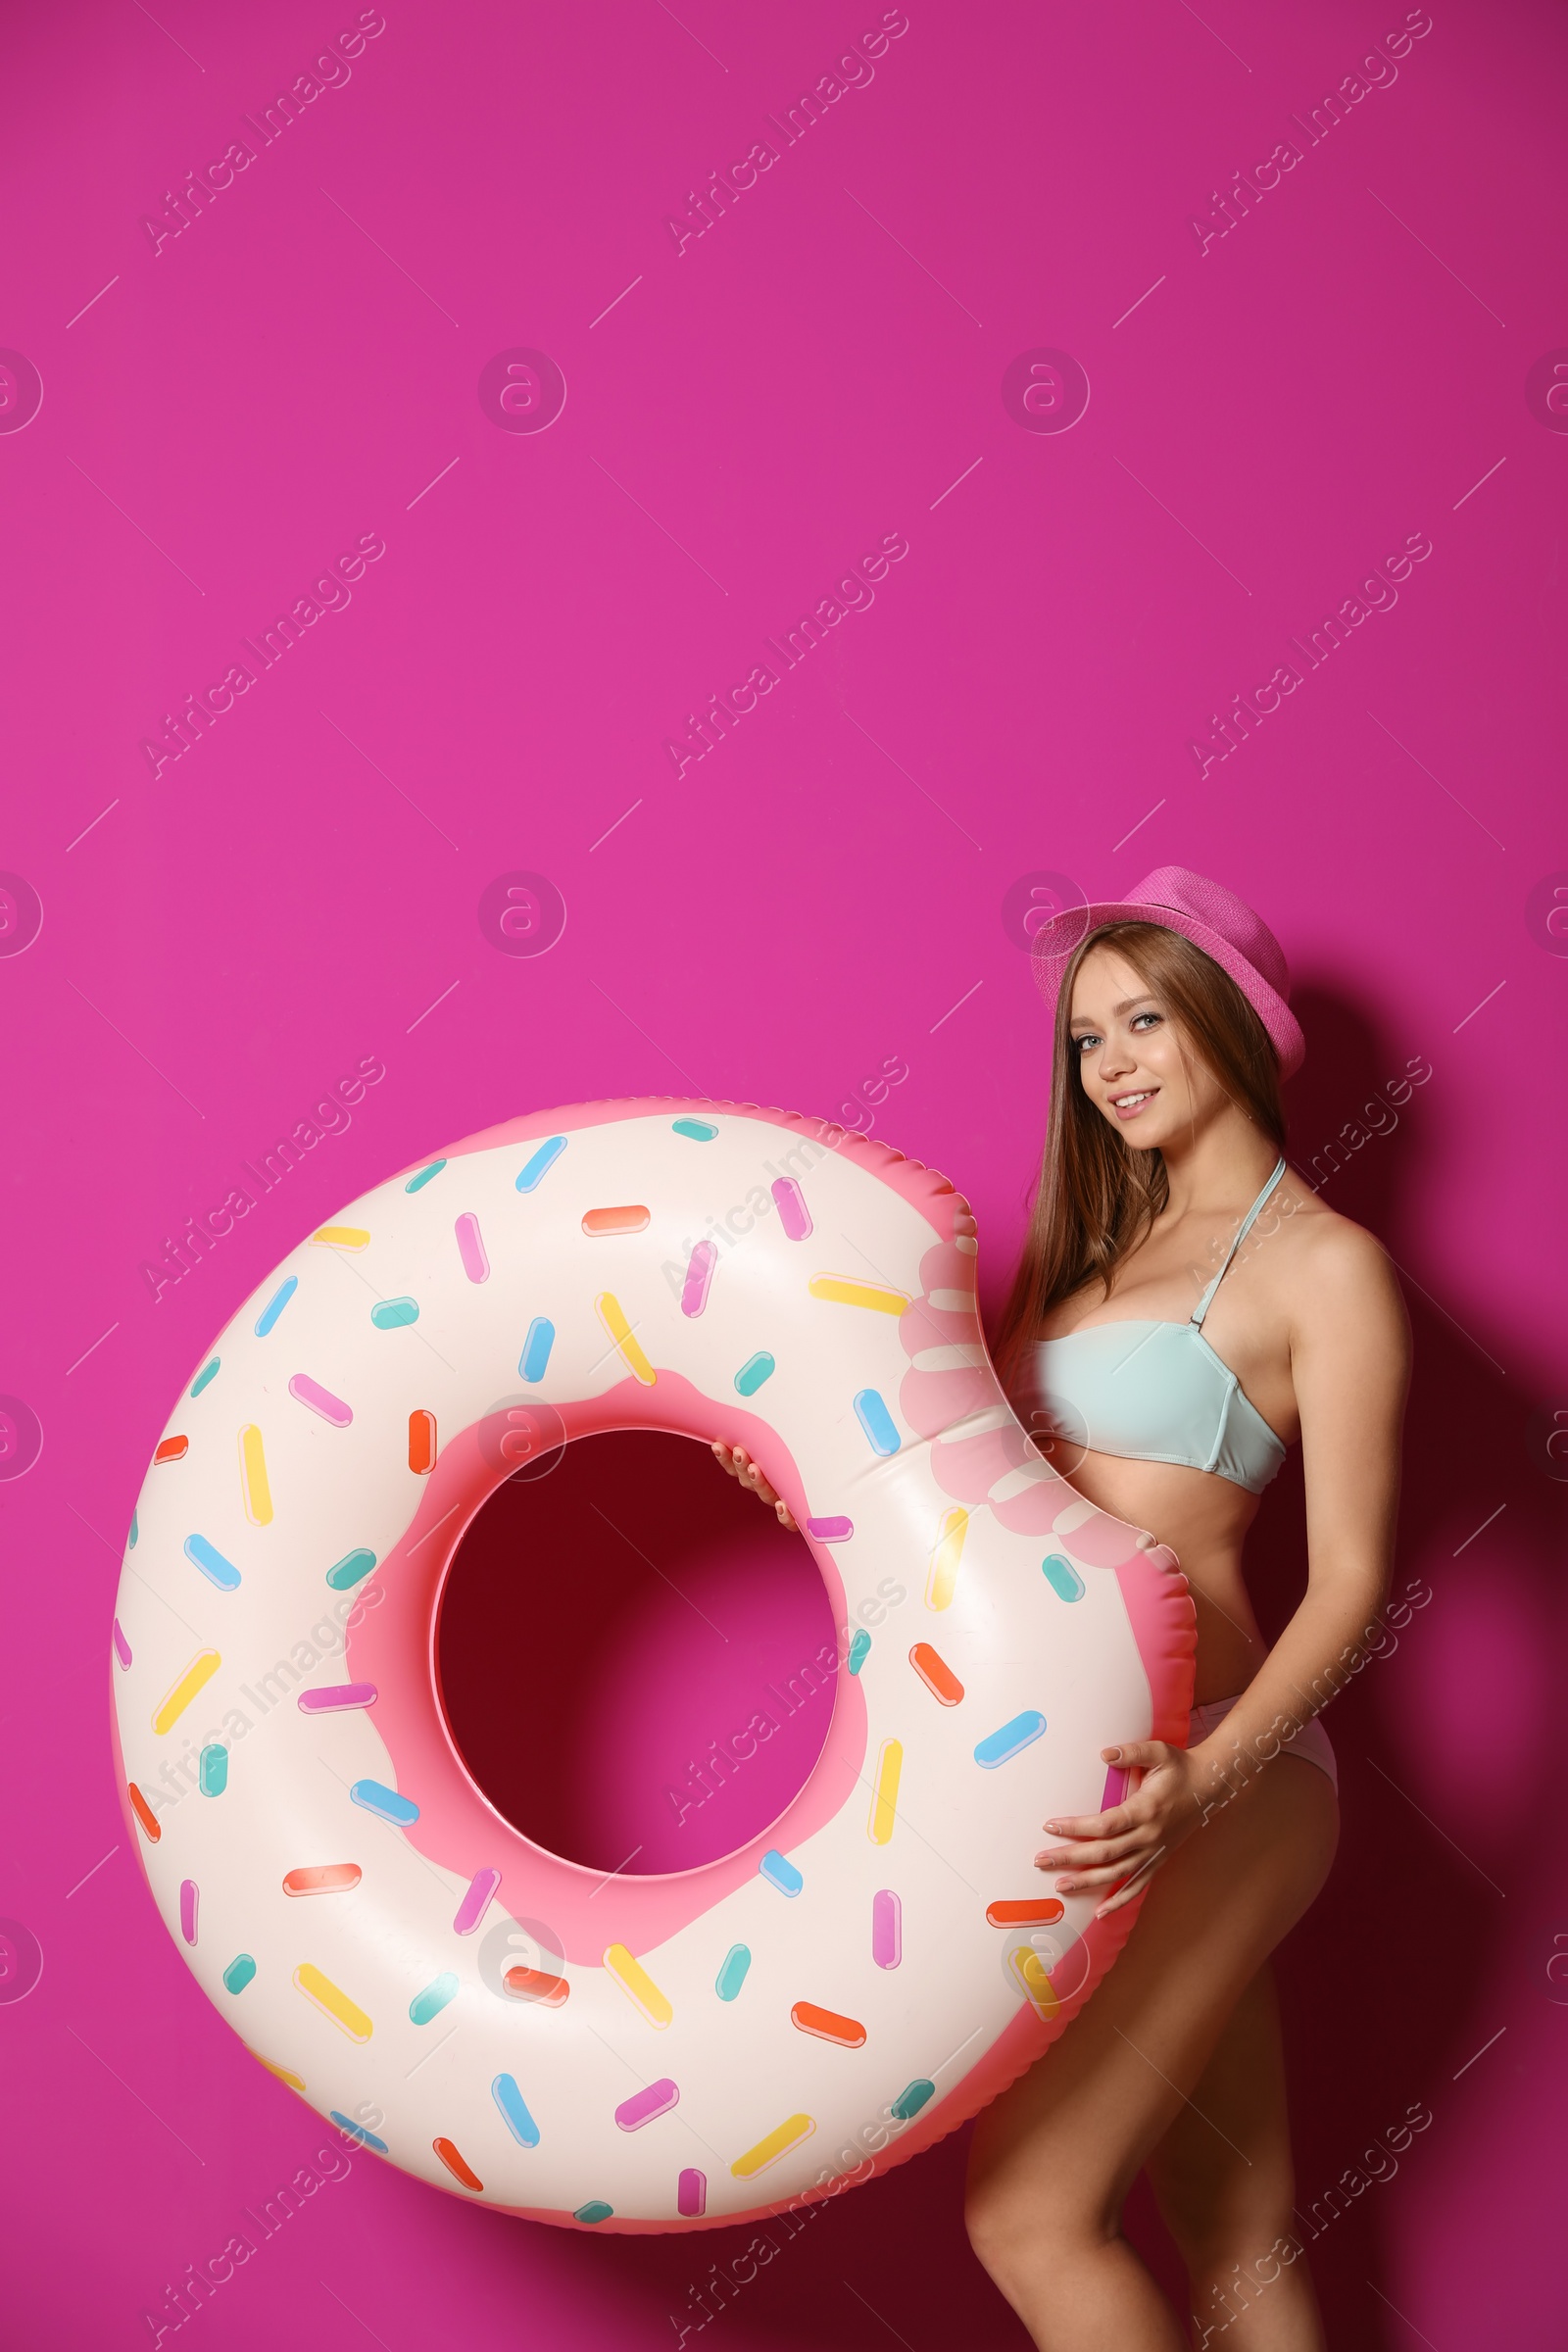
[1024,1166,1325,1703]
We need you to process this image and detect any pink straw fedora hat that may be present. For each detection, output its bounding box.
[1029,865,1306,1078]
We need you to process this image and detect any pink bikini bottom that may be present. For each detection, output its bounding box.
[1188,1693,1339,1797]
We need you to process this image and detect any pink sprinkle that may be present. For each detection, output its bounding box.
[179,1879,198,1944]
[288,1374,353,1427]
[112,1619,131,1671]
[772,1177,812,1240]
[680,1239,716,1317]
[297,1683,378,1713]
[1101,1764,1131,1811]
[454,1867,501,1936]
[455,1212,490,1283]
[872,1887,902,1969]
[677,2166,707,2217]
[615,2078,679,2132]
[807,1516,854,1543]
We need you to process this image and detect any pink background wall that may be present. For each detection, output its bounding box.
[3,0,1565,2342]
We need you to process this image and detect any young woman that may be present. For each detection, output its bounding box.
[718,867,1409,2348]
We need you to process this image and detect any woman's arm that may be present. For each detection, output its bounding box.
[1038,1217,1411,1913]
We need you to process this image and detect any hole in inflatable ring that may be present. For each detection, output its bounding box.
[435,1430,839,1876]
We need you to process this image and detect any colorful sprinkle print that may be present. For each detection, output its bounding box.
[404,1159,447,1192]
[759,1849,803,1897]
[282,1864,362,1897]
[350,1781,419,1828]
[853,1389,900,1455]
[331,2111,388,2152]
[771,1177,811,1239]
[198,1743,228,1796]
[454,1868,501,1936]
[677,2167,707,2217]
[410,1975,459,2026]
[153,1435,188,1464]
[672,1117,717,1141]
[325,1546,376,1591]
[455,1211,490,1283]
[492,2074,540,2146]
[1042,1553,1085,1602]
[370,1297,420,1329]
[872,1888,902,1969]
[615,2078,679,2131]
[807,1515,854,1543]
[519,1316,555,1381]
[715,1944,752,2001]
[514,1135,566,1192]
[254,1276,297,1338]
[288,1375,352,1428]
[222,1954,256,1994]
[974,1710,1048,1769]
[681,1240,717,1317]
[189,1356,220,1396]
[184,1533,240,1592]
[847,1630,871,1674]
[152,1649,220,1734]
[734,1349,774,1394]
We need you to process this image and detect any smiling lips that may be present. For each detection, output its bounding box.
[1109,1088,1158,1119]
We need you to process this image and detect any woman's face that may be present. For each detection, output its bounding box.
[1066,945,1225,1150]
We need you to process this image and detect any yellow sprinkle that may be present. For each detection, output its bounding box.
[252,2052,306,2090]
[293,1963,372,2042]
[1010,1946,1061,2020]
[925,1507,968,1610]
[311,1225,370,1250]
[239,1423,272,1527]
[808,1275,910,1315]
[603,1941,672,2027]
[595,1294,656,1387]
[152,1648,221,1736]
[731,2113,816,2179]
[867,1737,903,1845]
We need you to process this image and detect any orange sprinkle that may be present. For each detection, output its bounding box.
[153,1436,188,1464]
[581,1204,651,1236]
[503,1964,569,2007]
[282,1864,363,1897]
[127,1783,161,1841]
[986,1897,1064,1929]
[909,1642,964,1705]
[434,2136,483,2191]
[409,1409,437,1474]
[790,2001,866,2049]
[253,2052,306,2090]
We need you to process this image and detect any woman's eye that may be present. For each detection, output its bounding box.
[1074,1034,1100,1054]
[1131,1011,1161,1031]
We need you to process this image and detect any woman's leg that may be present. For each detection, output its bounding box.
[964,1755,1338,2351]
[1144,1961,1323,2345]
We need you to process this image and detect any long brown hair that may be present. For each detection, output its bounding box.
[992,922,1287,1394]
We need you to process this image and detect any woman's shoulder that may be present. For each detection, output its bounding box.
[1267,1178,1406,1326]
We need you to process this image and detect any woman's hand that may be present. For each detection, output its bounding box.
[711,1441,799,1533]
[1035,1739,1208,1918]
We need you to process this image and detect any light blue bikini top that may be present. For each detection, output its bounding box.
[1033,1158,1290,1494]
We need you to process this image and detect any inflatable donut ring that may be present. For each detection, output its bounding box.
[110,1099,1195,2232]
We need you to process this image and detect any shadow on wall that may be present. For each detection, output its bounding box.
[440,1005,1563,2348]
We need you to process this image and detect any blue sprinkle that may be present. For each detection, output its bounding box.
[493,2073,540,2148]
[1042,1554,1084,1603]
[574,2201,613,2225]
[847,1630,871,1675]
[189,1357,220,1398]
[715,1944,752,2001]
[405,1159,447,1193]
[198,1743,228,1796]
[974,1710,1048,1769]
[734,1350,775,1396]
[410,1973,459,2026]
[515,1135,567,1193]
[519,1316,555,1383]
[760,1849,803,1897]
[671,1117,718,1141]
[184,1533,240,1592]
[222,1953,256,1995]
[854,1389,901,1456]
[325,1547,376,1591]
[370,1296,420,1329]
[350,1779,419,1827]
[330,2111,389,2154]
[128,1510,138,1550]
[255,1275,298,1338]
[890,2079,935,2122]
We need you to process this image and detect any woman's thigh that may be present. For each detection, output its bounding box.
[966,1757,1339,2242]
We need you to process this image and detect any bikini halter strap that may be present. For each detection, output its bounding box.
[1190,1158,1287,1328]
